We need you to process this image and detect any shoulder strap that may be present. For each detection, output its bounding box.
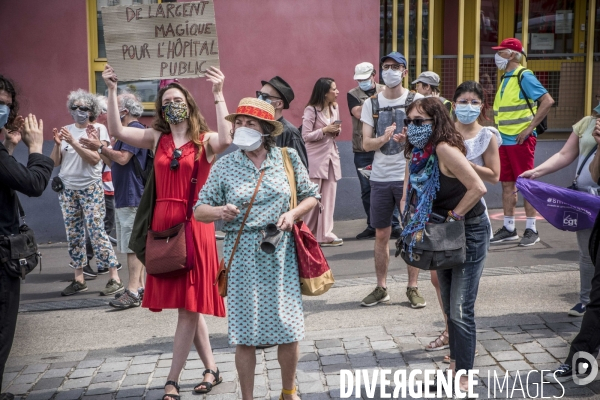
[225,170,265,273]
[405,91,416,107]
[576,144,599,178]
[16,195,25,221]
[516,68,536,117]
[313,106,318,131]
[185,153,201,221]
[281,148,297,210]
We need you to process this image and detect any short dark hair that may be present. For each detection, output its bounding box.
[0,75,18,129]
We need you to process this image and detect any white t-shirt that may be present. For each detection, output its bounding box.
[59,123,109,190]
[360,90,423,182]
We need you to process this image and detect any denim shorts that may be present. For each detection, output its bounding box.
[369,180,404,229]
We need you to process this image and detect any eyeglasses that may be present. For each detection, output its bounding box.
[404,118,433,127]
[70,105,90,112]
[256,91,281,101]
[381,64,404,71]
[170,148,183,171]
[455,100,483,106]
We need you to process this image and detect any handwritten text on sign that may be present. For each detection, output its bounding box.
[101,1,219,81]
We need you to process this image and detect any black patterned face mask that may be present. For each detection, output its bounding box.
[162,102,189,125]
[407,123,433,149]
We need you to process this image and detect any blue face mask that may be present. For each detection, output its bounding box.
[407,123,433,149]
[0,104,9,129]
[594,101,600,115]
[454,104,481,124]
[358,80,373,91]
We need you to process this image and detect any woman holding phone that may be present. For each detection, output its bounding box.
[302,77,343,246]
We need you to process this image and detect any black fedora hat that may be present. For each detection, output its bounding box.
[261,76,294,109]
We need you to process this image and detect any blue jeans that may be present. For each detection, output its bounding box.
[438,214,490,371]
[353,152,399,230]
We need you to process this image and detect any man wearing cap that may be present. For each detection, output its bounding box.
[347,62,385,240]
[491,38,554,246]
[257,77,308,168]
[360,52,426,309]
[412,71,452,113]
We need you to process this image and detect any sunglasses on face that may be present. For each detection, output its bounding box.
[71,105,90,112]
[170,148,183,171]
[256,91,281,101]
[404,118,433,127]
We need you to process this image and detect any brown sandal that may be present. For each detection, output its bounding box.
[425,331,449,351]
[442,349,478,364]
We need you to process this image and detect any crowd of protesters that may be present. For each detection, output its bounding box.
[3,35,600,400]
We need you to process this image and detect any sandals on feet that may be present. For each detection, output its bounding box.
[425,331,449,351]
[194,368,222,394]
[162,380,180,400]
[279,386,297,400]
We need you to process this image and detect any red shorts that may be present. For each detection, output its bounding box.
[499,135,536,182]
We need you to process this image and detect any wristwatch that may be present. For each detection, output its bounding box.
[98,144,104,154]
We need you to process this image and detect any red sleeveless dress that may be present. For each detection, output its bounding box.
[142,133,226,317]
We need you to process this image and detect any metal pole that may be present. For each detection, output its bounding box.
[392,0,398,51]
[586,0,597,114]
[474,0,481,81]
[457,0,465,85]
[404,0,410,87]
[522,0,529,68]
[416,0,423,76]
[428,0,434,71]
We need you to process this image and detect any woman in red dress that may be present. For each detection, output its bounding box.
[102,65,231,400]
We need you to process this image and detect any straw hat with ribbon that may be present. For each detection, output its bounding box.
[225,98,283,136]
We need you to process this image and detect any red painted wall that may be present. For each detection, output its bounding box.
[0,0,379,142]
[0,0,89,141]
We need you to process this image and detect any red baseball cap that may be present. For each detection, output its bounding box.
[492,38,525,55]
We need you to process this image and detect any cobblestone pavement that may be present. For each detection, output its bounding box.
[3,319,600,400]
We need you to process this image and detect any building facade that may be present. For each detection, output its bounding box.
[0,0,592,240]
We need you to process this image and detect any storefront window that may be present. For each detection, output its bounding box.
[515,0,576,55]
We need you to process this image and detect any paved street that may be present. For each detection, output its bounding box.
[4,213,600,399]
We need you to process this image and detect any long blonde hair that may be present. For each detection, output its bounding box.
[152,82,210,153]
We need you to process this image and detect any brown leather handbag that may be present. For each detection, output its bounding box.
[214,170,265,297]
[145,155,200,278]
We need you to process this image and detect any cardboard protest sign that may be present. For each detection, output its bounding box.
[101,1,219,81]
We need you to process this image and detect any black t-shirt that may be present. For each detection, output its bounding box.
[347,88,377,116]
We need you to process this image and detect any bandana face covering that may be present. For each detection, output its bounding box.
[407,123,433,149]
[162,102,189,125]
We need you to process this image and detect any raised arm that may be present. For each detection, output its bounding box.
[204,67,232,156]
[103,64,159,150]
[437,143,486,217]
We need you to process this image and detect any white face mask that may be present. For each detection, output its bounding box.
[382,69,403,88]
[233,127,267,152]
[495,53,509,70]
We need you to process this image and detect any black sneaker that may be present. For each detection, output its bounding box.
[61,280,88,296]
[490,226,519,243]
[109,289,141,309]
[519,228,540,247]
[83,264,97,278]
[356,228,376,240]
[390,229,401,240]
[544,364,573,383]
[97,267,109,275]
[116,287,144,300]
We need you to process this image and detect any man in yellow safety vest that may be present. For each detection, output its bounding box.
[491,38,554,247]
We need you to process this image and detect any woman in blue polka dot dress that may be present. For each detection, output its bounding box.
[195,98,320,400]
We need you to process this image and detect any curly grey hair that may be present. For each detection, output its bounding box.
[66,89,101,120]
[118,92,144,117]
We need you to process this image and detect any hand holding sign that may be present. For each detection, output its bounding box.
[102,65,119,90]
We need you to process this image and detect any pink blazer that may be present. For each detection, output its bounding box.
[301,105,342,181]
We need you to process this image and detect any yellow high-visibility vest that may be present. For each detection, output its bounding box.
[493,66,537,136]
